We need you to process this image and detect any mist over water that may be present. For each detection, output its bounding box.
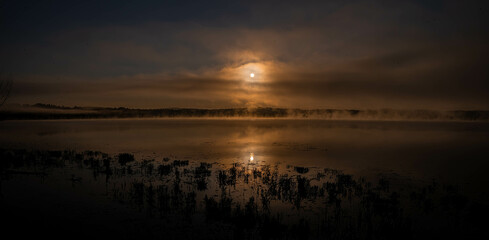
[2,104,489,121]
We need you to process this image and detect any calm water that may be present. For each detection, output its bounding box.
[1,119,489,239]
[1,119,488,184]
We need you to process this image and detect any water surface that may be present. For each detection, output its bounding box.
[1,119,488,239]
[1,119,488,184]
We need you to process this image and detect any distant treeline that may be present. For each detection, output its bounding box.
[0,103,488,121]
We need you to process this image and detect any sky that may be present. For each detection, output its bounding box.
[1,0,488,110]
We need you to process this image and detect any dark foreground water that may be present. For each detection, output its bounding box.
[1,119,488,239]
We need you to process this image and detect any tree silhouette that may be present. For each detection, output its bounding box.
[0,74,13,108]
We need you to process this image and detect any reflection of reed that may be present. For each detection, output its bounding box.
[1,148,487,240]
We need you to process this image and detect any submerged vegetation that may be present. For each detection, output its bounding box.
[1,149,488,239]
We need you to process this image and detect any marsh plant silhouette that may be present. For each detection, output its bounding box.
[1,149,488,240]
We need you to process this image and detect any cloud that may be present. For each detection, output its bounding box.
[2,0,489,109]
[9,39,489,110]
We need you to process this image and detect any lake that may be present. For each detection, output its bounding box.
[1,119,489,239]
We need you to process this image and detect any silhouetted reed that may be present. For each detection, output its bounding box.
[117,153,135,166]
[1,148,487,240]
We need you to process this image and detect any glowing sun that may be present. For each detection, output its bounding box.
[250,73,255,78]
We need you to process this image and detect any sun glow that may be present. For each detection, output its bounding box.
[236,62,265,82]
[250,153,254,161]
[218,61,272,83]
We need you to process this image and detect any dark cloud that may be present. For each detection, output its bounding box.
[1,0,488,109]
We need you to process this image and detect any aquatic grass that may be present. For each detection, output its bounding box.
[1,148,488,240]
[117,153,135,166]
